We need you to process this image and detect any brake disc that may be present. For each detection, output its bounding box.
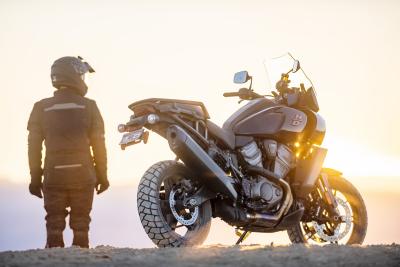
[311,197,352,243]
[169,189,199,226]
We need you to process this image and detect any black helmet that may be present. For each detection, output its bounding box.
[51,56,95,96]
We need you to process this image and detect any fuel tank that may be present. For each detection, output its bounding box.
[223,99,308,144]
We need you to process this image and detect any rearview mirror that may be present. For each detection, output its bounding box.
[292,60,301,73]
[233,71,250,84]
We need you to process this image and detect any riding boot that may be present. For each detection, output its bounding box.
[45,230,64,248]
[72,231,89,248]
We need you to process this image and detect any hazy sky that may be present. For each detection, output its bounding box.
[0,0,399,185]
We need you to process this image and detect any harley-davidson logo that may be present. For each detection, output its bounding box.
[292,114,303,126]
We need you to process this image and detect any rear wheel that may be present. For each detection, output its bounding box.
[288,174,367,245]
[137,160,212,247]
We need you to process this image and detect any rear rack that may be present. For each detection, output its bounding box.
[128,98,210,120]
[128,98,211,146]
[171,114,209,147]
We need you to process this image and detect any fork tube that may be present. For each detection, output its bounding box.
[319,174,338,208]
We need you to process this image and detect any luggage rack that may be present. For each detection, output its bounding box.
[171,114,210,148]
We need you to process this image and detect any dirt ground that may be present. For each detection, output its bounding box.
[0,244,399,267]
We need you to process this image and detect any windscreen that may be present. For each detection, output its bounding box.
[263,53,315,93]
[264,53,319,111]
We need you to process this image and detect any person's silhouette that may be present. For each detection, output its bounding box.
[27,56,109,248]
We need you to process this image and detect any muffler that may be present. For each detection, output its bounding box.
[166,125,238,200]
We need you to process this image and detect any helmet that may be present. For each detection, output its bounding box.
[51,56,95,96]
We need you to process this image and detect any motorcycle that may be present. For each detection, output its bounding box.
[118,53,368,247]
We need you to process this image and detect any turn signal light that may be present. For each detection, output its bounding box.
[117,124,126,133]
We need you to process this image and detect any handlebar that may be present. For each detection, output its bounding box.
[223,92,241,97]
[223,88,263,100]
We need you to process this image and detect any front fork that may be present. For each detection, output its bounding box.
[318,173,339,218]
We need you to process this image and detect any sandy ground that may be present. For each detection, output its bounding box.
[0,245,399,267]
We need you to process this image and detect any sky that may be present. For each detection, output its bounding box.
[0,0,400,250]
[0,0,400,186]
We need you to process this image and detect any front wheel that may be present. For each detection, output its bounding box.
[288,174,368,245]
[137,160,212,247]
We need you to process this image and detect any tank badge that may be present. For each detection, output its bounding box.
[291,114,303,126]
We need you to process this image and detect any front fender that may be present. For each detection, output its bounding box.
[321,168,343,176]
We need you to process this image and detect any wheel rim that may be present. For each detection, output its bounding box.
[159,175,201,237]
[300,188,355,244]
[169,188,199,226]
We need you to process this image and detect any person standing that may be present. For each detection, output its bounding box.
[27,56,109,248]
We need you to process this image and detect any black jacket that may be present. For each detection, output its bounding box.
[27,88,107,187]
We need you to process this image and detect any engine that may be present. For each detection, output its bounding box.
[239,140,293,211]
[262,139,294,179]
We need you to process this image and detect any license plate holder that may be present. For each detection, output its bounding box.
[119,128,145,149]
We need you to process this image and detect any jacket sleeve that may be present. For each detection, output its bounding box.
[89,100,108,183]
[27,102,44,184]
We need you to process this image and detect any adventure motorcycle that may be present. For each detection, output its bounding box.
[118,53,367,247]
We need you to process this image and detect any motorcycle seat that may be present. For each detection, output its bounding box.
[206,120,235,150]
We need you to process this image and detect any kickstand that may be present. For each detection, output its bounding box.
[235,230,249,245]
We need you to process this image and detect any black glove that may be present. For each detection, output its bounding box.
[29,181,43,199]
[96,179,109,195]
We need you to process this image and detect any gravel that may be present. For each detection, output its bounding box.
[1,244,399,267]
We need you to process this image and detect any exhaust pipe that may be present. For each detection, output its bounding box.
[166,125,238,200]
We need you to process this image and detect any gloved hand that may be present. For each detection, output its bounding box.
[96,179,109,195]
[29,181,43,198]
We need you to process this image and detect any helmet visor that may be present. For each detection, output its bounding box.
[83,62,95,73]
[75,56,95,74]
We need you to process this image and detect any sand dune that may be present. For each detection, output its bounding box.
[1,245,399,267]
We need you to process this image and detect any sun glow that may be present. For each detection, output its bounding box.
[323,137,400,178]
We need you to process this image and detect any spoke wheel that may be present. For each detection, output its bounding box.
[288,174,367,245]
[137,161,212,247]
